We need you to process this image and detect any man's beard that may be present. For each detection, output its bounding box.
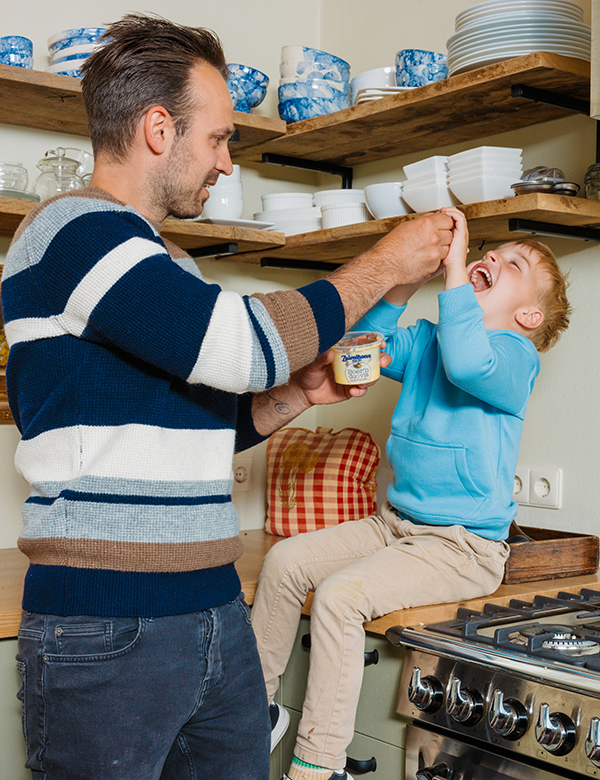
[152,134,209,220]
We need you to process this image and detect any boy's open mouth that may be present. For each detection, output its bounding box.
[469,263,493,292]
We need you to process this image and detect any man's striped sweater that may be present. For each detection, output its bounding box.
[1,189,345,617]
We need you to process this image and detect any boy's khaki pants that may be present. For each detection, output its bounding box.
[251,502,509,770]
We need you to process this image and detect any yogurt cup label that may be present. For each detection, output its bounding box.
[332,331,383,385]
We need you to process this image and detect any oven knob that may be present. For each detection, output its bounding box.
[535,703,576,755]
[446,677,484,726]
[488,689,528,740]
[585,717,600,767]
[408,666,444,713]
[416,762,451,780]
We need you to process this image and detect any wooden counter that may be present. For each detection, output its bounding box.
[2,529,600,640]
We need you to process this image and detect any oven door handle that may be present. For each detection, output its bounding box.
[416,762,452,780]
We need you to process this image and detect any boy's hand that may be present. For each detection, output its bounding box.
[439,207,470,290]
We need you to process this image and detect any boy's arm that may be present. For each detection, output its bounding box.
[436,208,539,415]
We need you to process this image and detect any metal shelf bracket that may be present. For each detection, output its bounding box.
[261,153,353,189]
[260,257,342,271]
[508,219,600,242]
[511,83,590,115]
[188,242,239,258]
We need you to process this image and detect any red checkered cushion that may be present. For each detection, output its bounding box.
[265,427,380,536]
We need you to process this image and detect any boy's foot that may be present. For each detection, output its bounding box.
[270,702,290,752]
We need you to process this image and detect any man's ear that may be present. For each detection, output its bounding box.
[144,105,176,155]
[515,307,544,332]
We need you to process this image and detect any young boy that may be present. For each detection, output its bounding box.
[251,208,571,780]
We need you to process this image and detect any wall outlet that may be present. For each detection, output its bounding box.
[529,468,562,509]
[513,466,530,505]
[233,457,253,492]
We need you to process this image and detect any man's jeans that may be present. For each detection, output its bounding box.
[17,595,270,780]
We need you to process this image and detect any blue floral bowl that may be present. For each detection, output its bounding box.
[281,46,350,82]
[0,36,33,69]
[278,78,350,102]
[278,95,350,123]
[227,63,269,113]
[47,27,107,54]
[395,49,448,88]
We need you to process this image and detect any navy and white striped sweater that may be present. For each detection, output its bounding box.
[1,189,345,616]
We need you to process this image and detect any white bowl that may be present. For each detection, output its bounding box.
[402,171,449,187]
[264,219,322,235]
[400,183,460,212]
[403,156,449,180]
[448,174,516,203]
[350,66,396,101]
[203,194,244,219]
[364,182,413,219]
[208,182,243,196]
[448,146,523,166]
[215,165,241,184]
[261,192,314,210]
[320,202,372,229]
[46,58,89,74]
[314,189,365,207]
[254,207,320,221]
[448,163,523,180]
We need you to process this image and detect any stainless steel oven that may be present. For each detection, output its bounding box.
[386,587,600,780]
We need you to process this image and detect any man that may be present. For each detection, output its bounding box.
[1,13,452,780]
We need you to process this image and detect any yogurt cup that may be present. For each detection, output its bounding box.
[331,331,383,385]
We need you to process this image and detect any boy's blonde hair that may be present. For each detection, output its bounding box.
[513,238,571,353]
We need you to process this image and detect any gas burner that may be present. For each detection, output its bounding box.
[508,625,600,656]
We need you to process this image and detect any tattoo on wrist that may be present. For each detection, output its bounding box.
[267,391,291,416]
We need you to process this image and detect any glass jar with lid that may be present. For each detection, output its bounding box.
[0,161,28,193]
[33,147,85,201]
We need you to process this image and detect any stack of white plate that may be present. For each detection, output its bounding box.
[350,65,412,105]
[447,146,523,203]
[255,191,321,236]
[447,0,590,76]
[401,155,459,212]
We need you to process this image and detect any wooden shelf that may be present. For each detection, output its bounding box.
[0,196,285,254]
[0,63,286,150]
[233,193,600,265]
[235,52,591,166]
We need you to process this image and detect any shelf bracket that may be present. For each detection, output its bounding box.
[510,84,590,115]
[261,153,353,189]
[261,257,343,271]
[508,219,600,242]
[187,242,239,258]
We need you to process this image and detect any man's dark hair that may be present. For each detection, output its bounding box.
[80,14,228,161]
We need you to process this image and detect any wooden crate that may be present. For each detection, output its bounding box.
[503,525,599,584]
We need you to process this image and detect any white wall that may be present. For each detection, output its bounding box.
[0,0,598,548]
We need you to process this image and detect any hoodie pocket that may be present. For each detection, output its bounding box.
[390,433,489,522]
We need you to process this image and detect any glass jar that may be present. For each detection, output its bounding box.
[33,147,85,201]
[584,163,600,200]
[0,161,28,192]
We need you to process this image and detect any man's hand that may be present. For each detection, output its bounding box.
[327,211,454,328]
[250,349,391,437]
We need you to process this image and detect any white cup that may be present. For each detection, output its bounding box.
[208,182,243,197]
[203,193,244,220]
[364,182,413,219]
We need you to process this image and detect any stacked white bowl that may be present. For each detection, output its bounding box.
[202,165,244,221]
[401,156,459,212]
[447,146,523,203]
[278,46,352,123]
[350,66,405,106]
[255,192,321,235]
[316,189,371,229]
[46,27,107,78]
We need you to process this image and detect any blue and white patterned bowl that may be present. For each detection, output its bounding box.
[47,57,89,77]
[280,59,350,83]
[278,78,350,102]
[0,36,33,69]
[395,49,448,87]
[281,46,350,82]
[227,63,269,113]
[47,27,107,55]
[51,43,99,64]
[278,95,350,123]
